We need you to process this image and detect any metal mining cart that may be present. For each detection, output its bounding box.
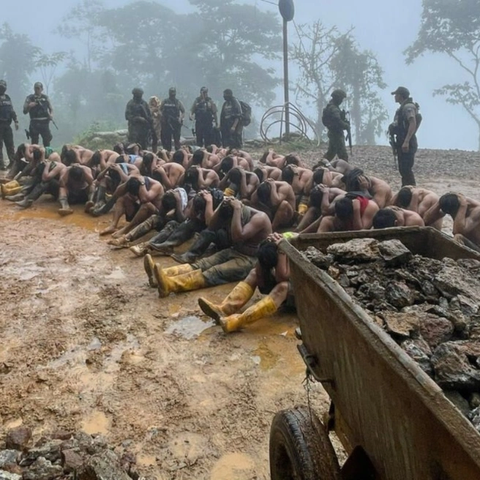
[269,227,480,480]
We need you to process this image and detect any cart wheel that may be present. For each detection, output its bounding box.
[269,406,341,480]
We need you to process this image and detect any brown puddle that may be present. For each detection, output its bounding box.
[251,342,280,371]
[3,200,110,232]
[165,315,215,340]
[210,453,256,480]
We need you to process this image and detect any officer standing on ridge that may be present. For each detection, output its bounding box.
[125,87,152,150]
[160,87,185,152]
[322,89,350,162]
[190,87,217,147]
[389,86,420,187]
[23,82,53,147]
[0,80,19,170]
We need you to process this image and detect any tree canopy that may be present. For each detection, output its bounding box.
[406,0,480,149]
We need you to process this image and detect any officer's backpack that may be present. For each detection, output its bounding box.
[239,101,252,126]
[321,104,336,129]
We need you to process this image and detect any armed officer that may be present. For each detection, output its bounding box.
[160,87,185,152]
[220,89,243,149]
[190,87,217,147]
[322,89,350,162]
[23,82,53,147]
[125,87,152,150]
[0,80,19,170]
[389,86,420,186]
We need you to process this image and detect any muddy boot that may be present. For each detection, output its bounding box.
[149,221,178,249]
[91,195,116,217]
[219,296,277,333]
[198,282,254,322]
[171,229,216,264]
[84,189,96,213]
[17,181,48,208]
[130,242,151,257]
[144,254,158,287]
[154,265,206,298]
[1,180,21,199]
[5,193,25,202]
[92,185,107,211]
[58,196,74,216]
[143,254,193,287]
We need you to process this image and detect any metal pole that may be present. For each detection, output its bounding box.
[283,18,290,141]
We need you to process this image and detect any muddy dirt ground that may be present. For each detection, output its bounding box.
[0,145,479,479]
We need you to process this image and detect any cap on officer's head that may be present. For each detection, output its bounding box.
[169,87,176,94]
[34,82,43,89]
[331,89,347,99]
[391,86,410,98]
[132,87,144,96]
[0,79,6,87]
[200,86,208,93]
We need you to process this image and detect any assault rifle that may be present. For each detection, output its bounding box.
[342,110,353,155]
[34,97,59,130]
[388,124,398,169]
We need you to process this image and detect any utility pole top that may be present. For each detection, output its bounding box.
[279,0,295,22]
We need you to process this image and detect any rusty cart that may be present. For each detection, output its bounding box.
[269,227,480,479]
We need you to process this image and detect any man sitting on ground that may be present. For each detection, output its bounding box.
[198,233,291,333]
[146,197,272,297]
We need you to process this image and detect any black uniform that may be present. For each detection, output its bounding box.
[23,94,53,146]
[191,96,217,147]
[160,97,185,151]
[0,92,18,169]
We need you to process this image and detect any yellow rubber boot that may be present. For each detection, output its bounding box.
[154,266,206,298]
[198,282,254,322]
[144,254,158,288]
[163,264,194,277]
[220,296,277,333]
[144,255,194,288]
[1,180,21,199]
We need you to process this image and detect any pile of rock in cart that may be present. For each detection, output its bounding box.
[302,238,480,432]
[0,427,145,480]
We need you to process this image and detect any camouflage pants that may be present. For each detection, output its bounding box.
[128,125,149,150]
[0,121,15,169]
[192,248,256,287]
[29,120,52,147]
[324,131,348,161]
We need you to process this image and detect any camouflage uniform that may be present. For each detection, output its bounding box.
[0,80,18,169]
[220,94,243,149]
[23,83,53,147]
[392,96,418,186]
[323,89,349,161]
[125,88,152,150]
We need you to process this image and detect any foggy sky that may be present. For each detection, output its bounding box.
[3,0,476,150]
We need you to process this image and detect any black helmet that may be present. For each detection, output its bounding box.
[331,89,346,99]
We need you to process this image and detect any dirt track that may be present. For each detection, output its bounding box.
[0,145,479,479]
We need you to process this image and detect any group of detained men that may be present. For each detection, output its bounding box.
[2,141,480,333]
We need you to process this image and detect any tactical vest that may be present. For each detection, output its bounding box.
[194,97,214,122]
[163,99,181,119]
[0,94,14,123]
[27,94,50,120]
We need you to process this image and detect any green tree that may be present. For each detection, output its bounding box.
[35,52,67,95]
[405,0,480,150]
[186,0,282,106]
[291,21,387,144]
[0,23,41,104]
[56,0,106,72]
[330,36,387,144]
